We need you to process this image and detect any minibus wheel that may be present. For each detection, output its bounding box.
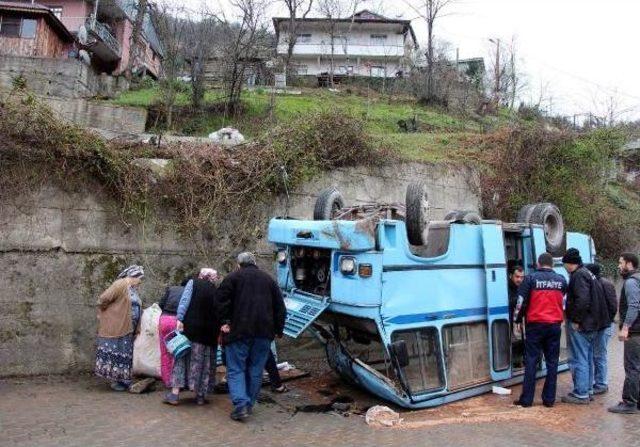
[406,182,429,245]
[517,202,565,254]
[314,187,345,220]
[444,210,481,224]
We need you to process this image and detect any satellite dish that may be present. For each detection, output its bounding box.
[77,24,89,46]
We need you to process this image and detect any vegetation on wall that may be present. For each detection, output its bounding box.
[478,123,637,258]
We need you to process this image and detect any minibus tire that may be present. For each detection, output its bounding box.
[516,204,536,223]
[444,210,481,224]
[406,182,429,245]
[313,187,345,220]
[530,203,564,253]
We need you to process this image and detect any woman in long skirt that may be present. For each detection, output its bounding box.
[95,265,144,391]
[164,268,220,405]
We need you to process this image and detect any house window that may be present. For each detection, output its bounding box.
[332,34,347,45]
[296,64,308,75]
[370,65,386,77]
[371,33,387,43]
[50,7,63,19]
[20,19,37,39]
[296,33,311,43]
[0,16,21,37]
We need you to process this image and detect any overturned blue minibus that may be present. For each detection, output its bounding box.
[268,183,595,408]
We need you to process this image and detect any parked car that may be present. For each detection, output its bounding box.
[267,183,595,408]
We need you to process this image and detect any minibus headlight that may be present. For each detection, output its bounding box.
[276,250,287,264]
[339,256,356,275]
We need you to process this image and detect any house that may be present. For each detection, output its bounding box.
[0,1,74,58]
[273,9,417,79]
[7,0,163,78]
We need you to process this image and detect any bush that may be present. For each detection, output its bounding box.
[479,123,634,258]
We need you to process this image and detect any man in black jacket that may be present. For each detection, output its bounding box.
[609,252,640,414]
[586,263,617,396]
[217,252,286,422]
[561,248,610,405]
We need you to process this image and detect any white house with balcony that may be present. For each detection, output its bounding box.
[273,10,417,79]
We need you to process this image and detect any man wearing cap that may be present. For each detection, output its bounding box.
[561,248,610,405]
[217,252,286,422]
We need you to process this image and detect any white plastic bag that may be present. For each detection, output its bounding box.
[365,405,403,427]
[133,303,162,378]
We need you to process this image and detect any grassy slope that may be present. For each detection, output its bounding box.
[111,86,485,163]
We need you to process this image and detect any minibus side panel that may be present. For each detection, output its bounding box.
[481,224,511,381]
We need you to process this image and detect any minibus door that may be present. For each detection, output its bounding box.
[481,224,512,380]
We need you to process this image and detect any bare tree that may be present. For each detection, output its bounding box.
[150,3,188,129]
[215,0,270,112]
[281,0,314,74]
[403,0,457,104]
[315,0,362,88]
[126,0,149,80]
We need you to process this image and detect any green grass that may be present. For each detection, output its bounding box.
[109,86,484,162]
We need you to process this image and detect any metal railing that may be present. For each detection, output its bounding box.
[85,16,121,58]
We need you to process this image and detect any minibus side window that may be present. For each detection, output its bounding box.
[443,322,491,390]
[391,328,444,394]
[491,320,510,371]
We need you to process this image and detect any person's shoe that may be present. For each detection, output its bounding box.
[561,394,590,405]
[589,395,595,402]
[271,384,289,393]
[542,401,554,408]
[513,399,532,408]
[593,386,608,395]
[163,392,179,406]
[230,406,249,422]
[196,395,209,405]
[608,402,639,414]
[110,382,128,392]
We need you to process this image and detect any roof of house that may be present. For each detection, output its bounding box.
[0,1,74,41]
[273,9,417,44]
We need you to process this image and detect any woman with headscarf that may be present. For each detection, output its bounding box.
[164,268,220,406]
[95,265,145,391]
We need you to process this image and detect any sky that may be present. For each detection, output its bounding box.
[180,0,640,121]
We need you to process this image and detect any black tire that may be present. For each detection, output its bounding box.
[444,210,482,224]
[313,187,345,220]
[406,182,430,245]
[517,202,565,254]
[516,204,537,224]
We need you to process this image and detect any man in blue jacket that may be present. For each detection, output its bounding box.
[514,252,567,408]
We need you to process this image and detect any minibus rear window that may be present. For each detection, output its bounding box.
[409,222,450,258]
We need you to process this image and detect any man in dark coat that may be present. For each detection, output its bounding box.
[561,248,610,405]
[217,252,286,422]
[609,253,640,414]
[586,263,617,395]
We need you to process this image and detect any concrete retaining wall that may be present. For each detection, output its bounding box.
[43,96,147,134]
[0,55,128,99]
[0,162,480,376]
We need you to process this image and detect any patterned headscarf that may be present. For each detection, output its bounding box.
[117,264,145,280]
[198,268,218,282]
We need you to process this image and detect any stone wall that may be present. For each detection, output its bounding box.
[0,55,128,99]
[0,162,480,377]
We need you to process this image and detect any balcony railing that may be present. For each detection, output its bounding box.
[85,17,121,59]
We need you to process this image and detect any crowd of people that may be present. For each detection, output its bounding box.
[94,252,286,422]
[511,249,640,414]
[93,245,640,420]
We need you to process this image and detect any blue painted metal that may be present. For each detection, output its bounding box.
[267,216,594,408]
[481,224,512,381]
[282,291,330,338]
